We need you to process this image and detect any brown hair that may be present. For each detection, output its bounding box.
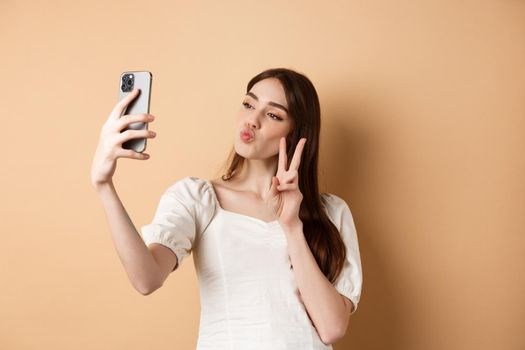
[218,67,346,284]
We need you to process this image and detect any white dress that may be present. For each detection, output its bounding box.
[140,176,363,350]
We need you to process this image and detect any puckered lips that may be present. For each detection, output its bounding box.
[240,128,255,142]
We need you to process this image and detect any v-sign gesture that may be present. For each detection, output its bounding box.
[267,137,307,230]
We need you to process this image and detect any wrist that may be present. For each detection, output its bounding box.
[93,180,114,193]
[280,218,303,233]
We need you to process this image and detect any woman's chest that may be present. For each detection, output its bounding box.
[211,181,278,224]
[193,210,293,280]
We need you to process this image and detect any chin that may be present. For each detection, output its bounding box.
[233,139,278,160]
[234,147,254,159]
[233,144,257,160]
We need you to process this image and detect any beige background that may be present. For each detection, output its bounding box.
[2,0,524,349]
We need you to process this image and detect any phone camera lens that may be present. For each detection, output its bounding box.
[127,80,133,86]
[121,84,126,90]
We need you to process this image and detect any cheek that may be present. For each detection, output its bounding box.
[234,112,246,130]
[235,111,243,123]
[268,120,292,136]
[262,129,286,145]
[264,126,290,151]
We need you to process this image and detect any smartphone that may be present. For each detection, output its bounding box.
[118,71,152,153]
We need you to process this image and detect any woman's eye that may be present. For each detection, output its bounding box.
[268,113,283,121]
[243,102,282,121]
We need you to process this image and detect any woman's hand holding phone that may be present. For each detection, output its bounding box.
[90,88,157,188]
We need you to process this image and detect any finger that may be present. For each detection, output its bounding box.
[278,137,287,172]
[281,170,298,184]
[116,149,150,160]
[117,129,156,144]
[117,113,155,130]
[277,182,298,191]
[268,176,280,197]
[111,88,141,119]
[289,138,307,171]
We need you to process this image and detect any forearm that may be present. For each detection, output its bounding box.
[283,223,347,344]
[95,181,162,294]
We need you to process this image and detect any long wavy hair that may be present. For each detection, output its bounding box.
[217,67,346,284]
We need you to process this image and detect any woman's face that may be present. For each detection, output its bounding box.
[234,77,293,160]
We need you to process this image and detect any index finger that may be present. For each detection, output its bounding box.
[111,88,140,119]
[278,137,287,172]
[289,138,307,170]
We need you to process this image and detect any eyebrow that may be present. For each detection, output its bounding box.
[245,92,289,114]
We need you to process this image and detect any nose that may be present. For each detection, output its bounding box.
[245,111,261,130]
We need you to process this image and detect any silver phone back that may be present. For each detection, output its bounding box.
[118,71,152,153]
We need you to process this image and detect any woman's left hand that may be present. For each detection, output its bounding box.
[267,137,307,230]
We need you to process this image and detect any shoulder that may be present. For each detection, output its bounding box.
[164,176,215,206]
[321,192,351,213]
[320,192,355,229]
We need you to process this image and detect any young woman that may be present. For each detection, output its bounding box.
[91,67,362,349]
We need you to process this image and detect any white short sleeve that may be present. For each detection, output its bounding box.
[140,176,216,271]
[323,193,363,315]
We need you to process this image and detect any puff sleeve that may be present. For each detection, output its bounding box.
[323,193,363,315]
[140,176,216,271]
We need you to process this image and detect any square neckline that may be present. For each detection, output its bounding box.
[203,178,281,227]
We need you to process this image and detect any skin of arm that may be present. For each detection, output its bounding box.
[95,181,165,294]
[282,220,353,345]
